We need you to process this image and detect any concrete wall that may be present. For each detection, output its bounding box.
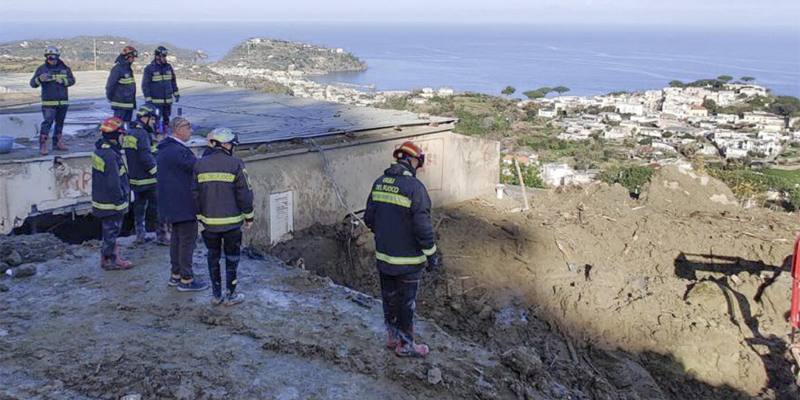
[242,131,499,246]
[0,130,499,240]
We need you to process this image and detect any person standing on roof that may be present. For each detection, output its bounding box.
[30,46,74,155]
[142,46,179,133]
[157,116,208,292]
[193,128,254,306]
[92,116,133,271]
[124,103,169,245]
[364,141,443,358]
[106,46,138,122]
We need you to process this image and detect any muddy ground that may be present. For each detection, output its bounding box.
[270,163,800,400]
[1,233,639,400]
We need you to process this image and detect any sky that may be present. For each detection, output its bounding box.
[1,0,799,28]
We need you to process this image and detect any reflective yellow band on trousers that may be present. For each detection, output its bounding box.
[130,177,157,186]
[243,211,254,219]
[110,101,135,109]
[92,201,128,211]
[375,251,427,265]
[198,172,236,183]
[197,214,245,225]
[41,100,69,106]
[371,191,412,208]
[150,98,173,104]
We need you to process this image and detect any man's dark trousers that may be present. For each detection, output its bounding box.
[132,189,165,238]
[202,228,242,298]
[170,220,197,281]
[379,269,422,345]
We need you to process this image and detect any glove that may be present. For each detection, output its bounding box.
[426,252,443,272]
[38,73,51,82]
[174,95,180,103]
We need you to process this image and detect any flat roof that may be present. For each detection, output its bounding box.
[0,72,454,162]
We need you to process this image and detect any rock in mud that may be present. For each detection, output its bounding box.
[500,346,543,377]
[0,282,8,292]
[5,250,22,267]
[685,280,722,306]
[427,367,443,385]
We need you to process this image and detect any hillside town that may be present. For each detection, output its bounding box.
[492,82,800,187]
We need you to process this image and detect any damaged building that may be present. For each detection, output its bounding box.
[0,73,499,244]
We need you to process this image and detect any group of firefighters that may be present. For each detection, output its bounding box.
[29,46,442,358]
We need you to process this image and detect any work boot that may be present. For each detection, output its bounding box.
[386,328,399,349]
[38,134,49,156]
[210,294,224,306]
[53,136,68,151]
[395,341,430,358]
[224,292,245,306]
[133,226,152,245]
[101,254,129,271]
[113,245,133,269]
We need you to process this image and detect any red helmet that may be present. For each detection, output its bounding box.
[100,116,125,134]
[120,46,138,58]
[393,141,425,167]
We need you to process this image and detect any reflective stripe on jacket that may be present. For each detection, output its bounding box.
[123,121,158,192]
[364,161,436,276]
[91,138,130,217]
[192,148,255,232]
[30,61,75,105]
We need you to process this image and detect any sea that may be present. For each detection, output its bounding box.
[1,21,799,97]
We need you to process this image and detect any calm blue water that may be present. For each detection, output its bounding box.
[1,22,798,96]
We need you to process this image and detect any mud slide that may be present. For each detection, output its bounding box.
[1,233,641,399]
[270,164,800,400]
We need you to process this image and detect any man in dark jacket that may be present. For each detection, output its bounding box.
[142,46,179,132]
[30,46,75,155]
[106,46,138,122]
[157,116,207,292]
[364,141,442,358]
[193,128,254,306]
[124,103,168,245]
[92,116,133,271]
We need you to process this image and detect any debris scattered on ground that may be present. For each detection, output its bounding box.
[271,165,800,399]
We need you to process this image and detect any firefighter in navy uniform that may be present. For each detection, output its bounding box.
[92,116,133,271]
[192,128,254,306]
[142,46,179,132]
[106,46,138,122]
[123,103,168,245]
[364,141,443,358]
[30,46,75,155]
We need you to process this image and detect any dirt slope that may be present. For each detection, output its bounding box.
[1,235,606,400]
[271,163,800,399]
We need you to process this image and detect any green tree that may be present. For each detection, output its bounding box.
[768,96,800,117]
[669,80,685,88]
[552,86,571,95]
[741,76,756,83]
[523,87,552,99]
[501,86,516,96]
[717,75,733,83]
[703,98,718,114]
